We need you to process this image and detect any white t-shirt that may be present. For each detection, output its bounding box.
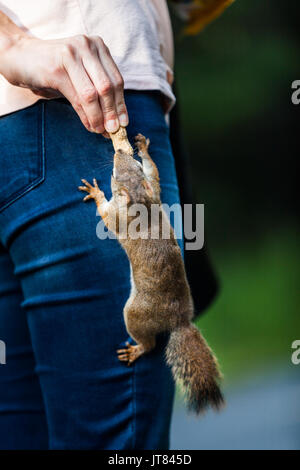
[0,0,175,116]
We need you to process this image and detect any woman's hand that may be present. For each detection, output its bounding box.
[0,34,128,135]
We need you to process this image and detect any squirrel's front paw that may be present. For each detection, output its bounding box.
[135,133,150,154]
[78,178,104,202]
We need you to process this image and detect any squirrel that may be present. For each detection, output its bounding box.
[79,128,224,413]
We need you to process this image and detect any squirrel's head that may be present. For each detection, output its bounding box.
[111,149,154,206]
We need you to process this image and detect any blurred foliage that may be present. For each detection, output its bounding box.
[196,230,300,381]
[172,0,299,381]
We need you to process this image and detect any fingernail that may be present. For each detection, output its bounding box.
[94,126,104,134]
[106,119,119,133]
[119,113,128,127]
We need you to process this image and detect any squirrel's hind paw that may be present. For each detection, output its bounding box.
[117,342,144,366]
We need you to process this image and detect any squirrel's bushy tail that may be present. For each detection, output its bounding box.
[166,324,224,414]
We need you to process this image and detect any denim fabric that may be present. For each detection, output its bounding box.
[0,92,181,450]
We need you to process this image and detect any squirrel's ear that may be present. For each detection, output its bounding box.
[142,179,153,198]
[120,188,131,204]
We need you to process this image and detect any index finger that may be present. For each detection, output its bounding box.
[96,40,128,128]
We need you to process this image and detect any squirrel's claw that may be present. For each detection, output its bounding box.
[78,185,88,192]
[118,354,129,361]
[83,194,93,202]
[81,178,92,188]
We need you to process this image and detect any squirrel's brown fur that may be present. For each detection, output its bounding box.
[166,325,223,413]
[79,132,224,413]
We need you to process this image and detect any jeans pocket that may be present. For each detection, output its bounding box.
[0,101,45,213]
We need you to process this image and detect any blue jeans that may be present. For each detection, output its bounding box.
[0,92,181,450]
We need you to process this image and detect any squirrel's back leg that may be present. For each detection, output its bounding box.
[117,314,156,365]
